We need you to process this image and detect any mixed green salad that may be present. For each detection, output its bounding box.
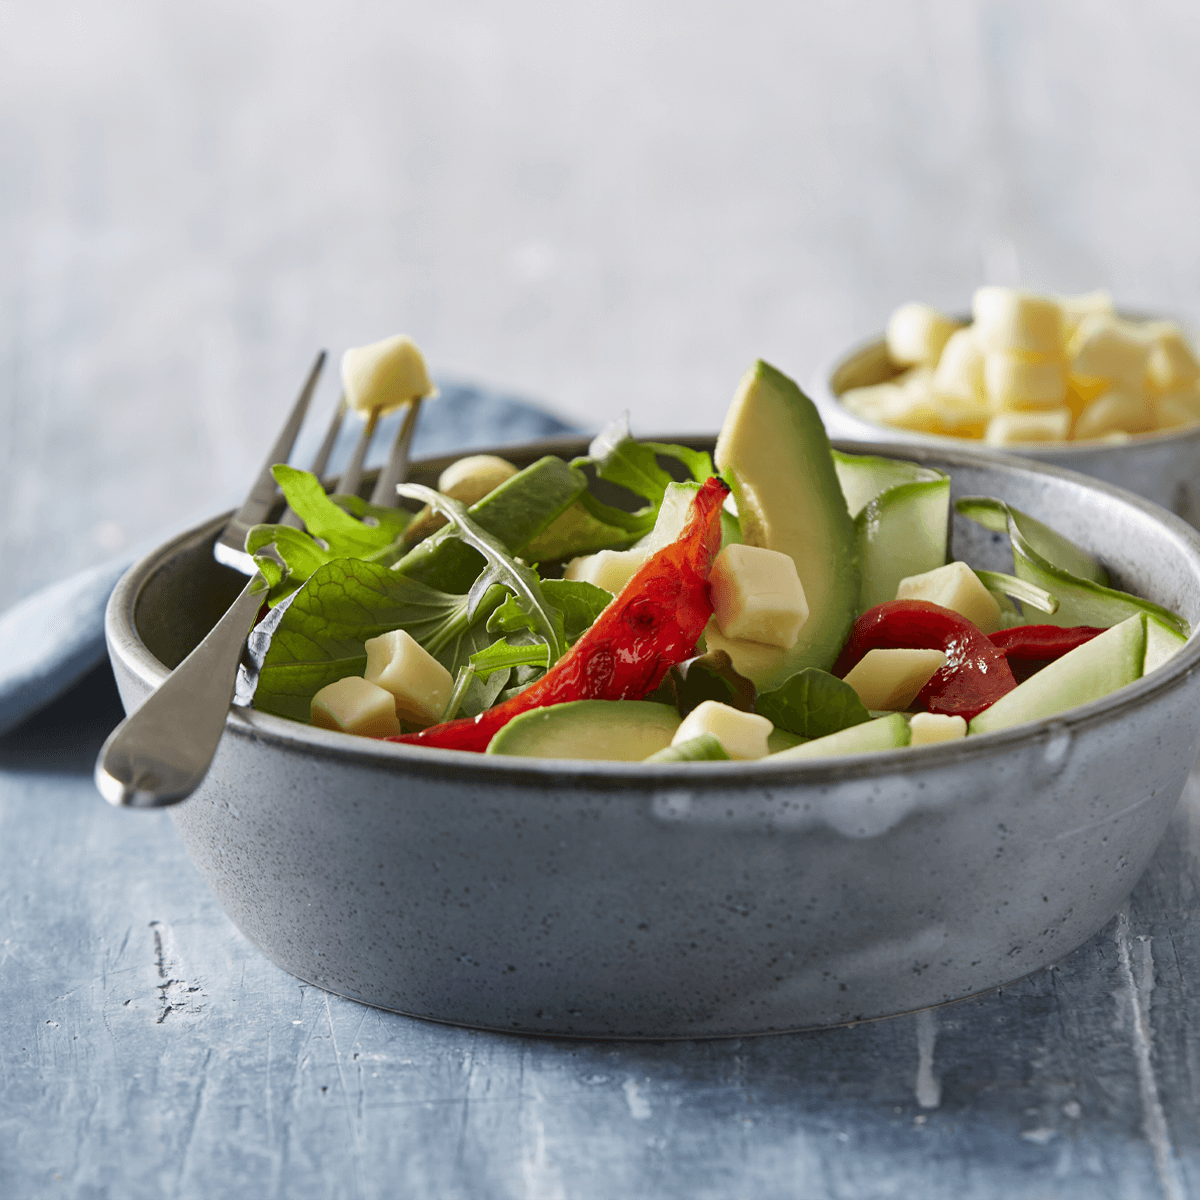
[240,360,1190,762]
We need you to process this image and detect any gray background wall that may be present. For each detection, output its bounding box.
[3,0,1198,606]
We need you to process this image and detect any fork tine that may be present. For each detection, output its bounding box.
[278,393,348,528]
[238,351,326,523]
[332,408,380,500]
[214,351,326,570]
[369,397,424,507]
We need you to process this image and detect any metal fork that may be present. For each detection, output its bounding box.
[94,353,424,809]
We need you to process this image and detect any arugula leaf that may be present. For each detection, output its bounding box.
[247,465,413,604]
[569,417,717,539]
[470,638,552,680]
[396,483,567,662]
[756,669,871,739]
[251,557,504,723]
[273,464,410,553]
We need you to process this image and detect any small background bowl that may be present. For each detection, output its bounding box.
[812,328,1200,526]
[106,437,1200,1038]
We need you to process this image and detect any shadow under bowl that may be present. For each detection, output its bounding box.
[105,436,1200,1038]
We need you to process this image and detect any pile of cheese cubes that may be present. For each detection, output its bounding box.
[840,288,1200,446]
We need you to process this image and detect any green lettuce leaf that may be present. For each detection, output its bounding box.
[251,557,505,723]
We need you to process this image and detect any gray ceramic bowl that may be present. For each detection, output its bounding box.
[105,436,1200,1038]
[812,331,1200,526]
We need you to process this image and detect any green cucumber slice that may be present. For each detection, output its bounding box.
[834,452,950,612]
[957,497,1189,637]
[769,712,911,761]
[645,733,731,762]
[968,613,1146,735]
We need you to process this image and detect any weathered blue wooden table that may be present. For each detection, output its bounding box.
[2,664,1198,1199]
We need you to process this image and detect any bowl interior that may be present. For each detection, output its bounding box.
[124,435,1200,755]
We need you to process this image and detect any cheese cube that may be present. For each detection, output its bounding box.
[1146,325,1200,392]
[710,543,809,648]
[1068,314,1151,390]
[563,547,648,595]
[983,353,1067,411]
[1057,290,1115,341]
[842,648,946,711]
[311,677,403,738]
[972,288,1065,356]
[984,408,1072,445]
[364,630,454,726]
[840,382,903,423]
[928,393,990,438]
[437,455,520,505]
[886,303,960,367]
[1073,389,1155,440]
[1152,392,1200,431]
[895,562,1002,634]
[932,328,986,403]
[342,334,438,416]
[1153,386,1200,430]
[908,712,968,746]
[672,700,773,761]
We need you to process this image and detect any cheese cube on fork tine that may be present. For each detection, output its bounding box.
[342,334,439,416]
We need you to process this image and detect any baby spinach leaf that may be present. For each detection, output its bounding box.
[756,669,871,739]
[658,650,756,717]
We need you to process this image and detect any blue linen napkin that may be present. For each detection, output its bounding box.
[0,382,581,736]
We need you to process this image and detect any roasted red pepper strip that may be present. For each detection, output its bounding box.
[989,624,1106,683]
[386,475,731,752]
[988,625,1105,659]
[832,599,1017,721]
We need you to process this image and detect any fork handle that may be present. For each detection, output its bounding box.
[94,576,268,808]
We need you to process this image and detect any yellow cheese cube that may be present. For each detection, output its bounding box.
[364,630,454,726]
[886,303,960,367]
[908,712,968,746]
[972,287,1064,356]
[841,648,946,711]
[437,455,520,505]
[927,393,990,438]
[983,353,1067,411]
[895,561,1002,634]
[563,547,647,595]
[341,334,438,416]
[311,676,403,738]
[1153,392,1200,431]
[840,382,903,423]
[932,328,986,403]
[710,543,809,648]
[1146,324,1200,393]
[1073,389,1155,441]
[1057,290,1115,341]
[672,700,773,761]
[1153,386,1200,430]
[984,409,1071,445]
[1067,314,1151,391]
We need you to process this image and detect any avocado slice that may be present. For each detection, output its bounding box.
[968,613,1146,736]
[710,361,860,689]
[486,699,681,760]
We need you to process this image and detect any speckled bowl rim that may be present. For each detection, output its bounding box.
[811,327,1200,456]
[107,436,1200,795]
